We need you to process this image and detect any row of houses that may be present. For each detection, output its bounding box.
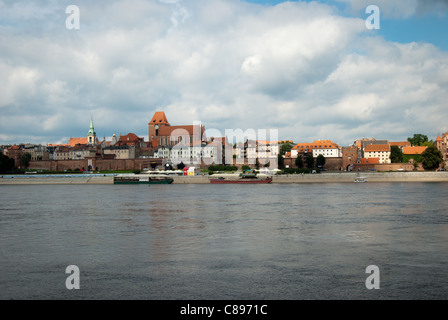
[2,111,447,170]
[282,135,448,171]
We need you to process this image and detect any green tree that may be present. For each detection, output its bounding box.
[413,161,419,170]
[295,155,303,168]
[316,154,326,168]
[420,145,443,170]
[305,154,314,168]
[177,162,186,170]
[390,145,403,163]
[407,134,429,146]
[21,152,31,168]
[277,154,284,169]
[0,154,15,172]
[280,142,295,155]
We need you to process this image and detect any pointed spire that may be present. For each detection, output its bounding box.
[87,116,96,136]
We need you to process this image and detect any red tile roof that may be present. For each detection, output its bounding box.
[292,140,339,150]
[257,140,278,145]
[158,125,204,137]
[364,144,390,152]
[119,133,143,142]
[389,141,411,148]
[402,146,427,155]
[149,111,170,125]
[67,137,88,147]
[360,157,380,164]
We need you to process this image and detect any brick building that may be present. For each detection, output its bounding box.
[364,144,391,164]
[342,146,358,171]
[435,134,447,163]
[148,111,205,149]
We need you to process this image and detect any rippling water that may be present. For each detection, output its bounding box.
[1,183,447,299]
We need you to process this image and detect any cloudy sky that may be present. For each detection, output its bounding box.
[1,0,447,146]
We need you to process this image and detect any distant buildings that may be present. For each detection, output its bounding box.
[389,141,411,149]
[2,110,447,172]
[287,140,342,170]
[436,133,447,162]
[147,111,235,166]
[291,140,340,158]
[341,146,358,171]
[363,144,391,164]
[148,111,205,149]
[103,145,135,159]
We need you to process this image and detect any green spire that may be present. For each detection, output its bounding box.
[87,117,96,136]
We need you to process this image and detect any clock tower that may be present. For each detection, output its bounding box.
[148,111,170,148]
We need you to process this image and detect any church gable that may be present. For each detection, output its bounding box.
[149,111,170,126]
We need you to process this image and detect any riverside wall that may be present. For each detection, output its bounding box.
[272,172,448,183]
[1,172,448,185]
[0,175,114,185]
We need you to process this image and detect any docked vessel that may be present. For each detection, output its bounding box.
[209,171,272,184]
[209,176,272,184]
[354,176,368,183]
[114,176,174,184]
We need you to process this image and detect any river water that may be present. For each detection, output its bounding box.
[1,183,447,299]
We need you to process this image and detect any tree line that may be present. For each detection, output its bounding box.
[391,134,444,170]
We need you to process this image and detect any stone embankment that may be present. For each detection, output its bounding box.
[1,172,447,185]
[273,172,448,183]
[0,175,113,185]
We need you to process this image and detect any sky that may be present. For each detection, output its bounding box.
[0,0,447,146]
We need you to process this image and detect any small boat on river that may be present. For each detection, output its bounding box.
[209,171,272,184]
[114,176,174,184]
[209,176,272,184]
[354,176,368,183]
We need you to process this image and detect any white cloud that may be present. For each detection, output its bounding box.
[0,0,447,146]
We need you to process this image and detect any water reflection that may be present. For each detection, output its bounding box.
[0,183,447,299]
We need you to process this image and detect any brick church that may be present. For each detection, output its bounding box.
[148,111,205,149]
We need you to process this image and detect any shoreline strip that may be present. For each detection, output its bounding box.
[1,172,448,185]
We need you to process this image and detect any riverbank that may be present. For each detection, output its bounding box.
[0,175,113,185]
[1,171,448,185]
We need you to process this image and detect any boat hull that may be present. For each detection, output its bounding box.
[114,178,174,184]
[209,178,272,184]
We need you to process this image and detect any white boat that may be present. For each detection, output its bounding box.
[354,176,368,183]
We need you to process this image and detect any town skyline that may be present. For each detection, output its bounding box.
[2,110,446,174]
[1,0,447,146]
[1,113,446,149]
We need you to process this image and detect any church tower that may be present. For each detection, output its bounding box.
[436,135,443,156]
[148,111,170,148]
[87,117,97,145]
[436,134,447,162]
